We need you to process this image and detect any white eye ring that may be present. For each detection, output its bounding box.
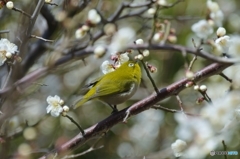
[128,63,134,67]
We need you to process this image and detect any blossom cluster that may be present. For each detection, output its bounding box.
[153,21,177,44]
[191,0,224,39]
[46,95,69,117]
[75,9,101,39]
[191,0,240,58]
[0,38,18,66]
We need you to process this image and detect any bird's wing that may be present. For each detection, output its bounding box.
[91,79,133,98]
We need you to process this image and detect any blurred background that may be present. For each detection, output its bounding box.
[0,0,240,158]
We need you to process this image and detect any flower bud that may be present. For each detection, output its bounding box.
[45,0,52,3]
[147,8,156,15]
[75,28,86,39]
[82,25,90,32]
[185,70,194,80]
[142,50,150,57]
[147,63,158,73]
[171,139,187,157]
[88,9,101,25]
[185,81,194,87]
[216,27,226,37]
[63,106,69,112]
[62,111,67,117]
[196,97,204,104]
[94,46,106,58]
[6,1,14,10]
[168,35,177,43]
[193,85,199,91]
[136,54,143,60]
[59,99,64,106]
[135,39,144,45]
[157,0,167,6]
[6,52,12,58]
[200,85,207,92]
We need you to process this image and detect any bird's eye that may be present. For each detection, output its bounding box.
[128,63,134,67]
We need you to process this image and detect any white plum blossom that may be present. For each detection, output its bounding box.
[101,52,130,74]
[171,139,187,157]
[101,60,115,74]
[46,95,64,117]
[228,36,240,56]
[94,46,106,58]
[0,38,18,54]
[215,35,231,53]
[207,0,219,13]
[75,28,86,39]
[108,27,135,54]
[114,52,129,68]
[201,92,240,130]
[174,113,218,158]
[209,39,224,55]
[88,9,101,25]
[0,38,18,66]
[223,64,240,89]
[206,0,224,27]
[117,53,129,65]
[191,20,213,39]
[210,10,224,27]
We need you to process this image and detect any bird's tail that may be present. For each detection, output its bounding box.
[73,97,89,109]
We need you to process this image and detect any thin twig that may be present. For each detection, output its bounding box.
[152,105,200,116]
[61,145,104,159]
[161,20,171,44]
[175,95,184,111]
[0,30,10,34]
[12,7,31,18]
[199,91,212,103]
[140,59,159,94]
[108,2,129,22]
[127,43,240,64]
[157,15,201,21]
[219,73,232,83]
[32,82,48,86]
[175,95,188,118]
[148,5,159,44]
[188,38,199,71]
[188,55,197,71]
[61,134,104,159]
[222,140,227,159]
[31,0,45,20]
[30,35,55,42]
[65,115,85,136]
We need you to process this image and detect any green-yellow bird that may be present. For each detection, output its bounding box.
[74,61,141,112]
